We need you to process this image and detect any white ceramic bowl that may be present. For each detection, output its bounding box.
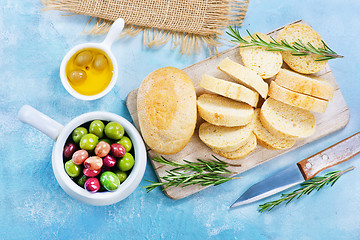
[60,18,125,101]
[18,105,147,206]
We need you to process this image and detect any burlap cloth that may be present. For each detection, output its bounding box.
[42,0,249,54]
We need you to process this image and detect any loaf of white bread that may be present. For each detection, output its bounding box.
[137,67,197,155]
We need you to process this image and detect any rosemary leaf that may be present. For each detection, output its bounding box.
[258,166,355,213]
[143,156,240,192]
[226,26,343,61]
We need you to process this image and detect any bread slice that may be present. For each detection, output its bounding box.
[268,81,328,113]
[199,122,253,152]
[260,98,316,139]
[197,94,254,127]
[212,133,257,159]
[276,23,327,74]
[137,67,197,155]
[239,33,282,79]
[217,58,269,98]
[275,68,334,100]
[252,109,295,150]
[200,74,259,107]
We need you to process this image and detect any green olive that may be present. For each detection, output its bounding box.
[117,136,132,152]
[72,127,88,144]
[92,54,108,71]
[114,170,128,183]
[104,122,124,140]
[74,50,93,67]
[68,70,87,84]
[89,120,105,138]
[65,160,81,178]
[118,153,135,172]
[100,171,120,191]
[79,133,99,151]
[77,174,88,187]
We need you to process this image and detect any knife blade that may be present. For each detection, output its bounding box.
[230,131,360,209]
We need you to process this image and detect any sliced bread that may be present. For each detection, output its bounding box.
[260,98,316,139]
[212,132,257,159]
[200,74,259,107]
[268,81,328,113]
[252,109,295,150]
[239,33,283,79]
[197,94,254,127]
[276,23,327,74]
[275,68,334,100]
[199,122,253,152]
[217,58,269,98]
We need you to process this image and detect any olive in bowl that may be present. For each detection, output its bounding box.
[18,105,147,206]
[63,120,136,193]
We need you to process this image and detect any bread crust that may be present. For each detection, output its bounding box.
[277,23,327,74]
[199,122,253,152]
[137,67,197,155]
[200,74,259,107]
[260,98,316,139]
[217,58,269,98]
[275,68,334,100]
[252,109,295,150]
[268,81,328,113]
[212,133,257,159]
[197,94,254,127]
[239,33,282,79]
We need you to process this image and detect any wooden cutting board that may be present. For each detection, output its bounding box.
[126,20,350,199]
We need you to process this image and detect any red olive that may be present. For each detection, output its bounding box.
[110,143,126,158]
[84,156,103,170]
[64,143,77,159]
[72,150,89,165]
[94,141,111,158]
[84,178,100,192]
[103,155,117,168]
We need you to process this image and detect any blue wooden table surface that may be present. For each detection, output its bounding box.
[1,0,360,239]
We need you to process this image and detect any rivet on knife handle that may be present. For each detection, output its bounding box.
[297,131,360,180]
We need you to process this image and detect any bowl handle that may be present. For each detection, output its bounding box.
[101,18,125,48]
[18,105,64,141]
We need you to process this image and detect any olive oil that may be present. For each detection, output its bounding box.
[66,48,113,96]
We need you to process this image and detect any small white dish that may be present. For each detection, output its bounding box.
[60,18,125,101]
[18,105,147,206]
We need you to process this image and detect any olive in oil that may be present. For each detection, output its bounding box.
[66,48,113,96]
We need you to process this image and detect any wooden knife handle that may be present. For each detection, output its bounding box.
[297,131,360,180]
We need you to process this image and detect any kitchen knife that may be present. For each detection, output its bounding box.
[230,131,360,208]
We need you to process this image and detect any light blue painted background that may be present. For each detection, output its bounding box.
[1,0,360,239]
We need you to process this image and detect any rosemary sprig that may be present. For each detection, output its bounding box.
[226,26,343,61]
[258,166,355,213]
[143,156,240,193]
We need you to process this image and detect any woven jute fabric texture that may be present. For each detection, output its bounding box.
[42,0,249,54]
